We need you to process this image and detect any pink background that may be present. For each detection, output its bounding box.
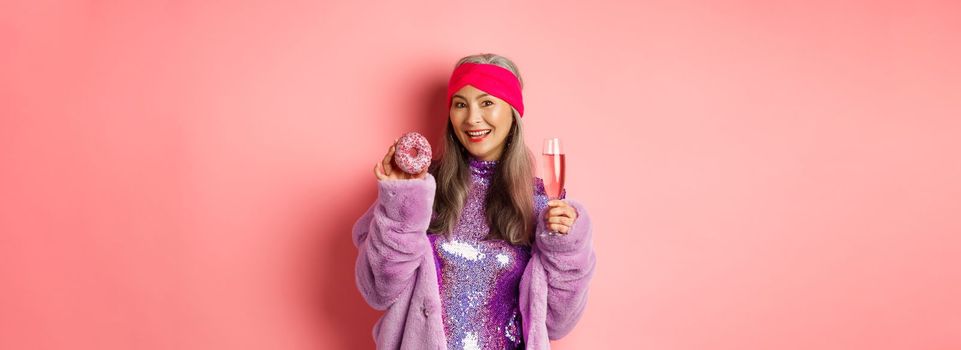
[2,1,960,349]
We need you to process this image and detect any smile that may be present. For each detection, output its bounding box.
[466,129,492,142]
[466,130,491,137]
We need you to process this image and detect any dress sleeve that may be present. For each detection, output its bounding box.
[352,173,436,310]
[533,196,596,339]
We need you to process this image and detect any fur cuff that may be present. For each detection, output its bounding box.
[376,173,436,231]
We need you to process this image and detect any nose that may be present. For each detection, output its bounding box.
[467,107,483,124]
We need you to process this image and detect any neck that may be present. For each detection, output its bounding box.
[468,155,498,179]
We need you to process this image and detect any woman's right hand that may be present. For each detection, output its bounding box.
[374,140,429,181]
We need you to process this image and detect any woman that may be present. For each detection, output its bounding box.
[353,53,596,349]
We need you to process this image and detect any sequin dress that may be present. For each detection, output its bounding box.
[428,157,535,349]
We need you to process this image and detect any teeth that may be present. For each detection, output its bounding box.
[467,130,491,137]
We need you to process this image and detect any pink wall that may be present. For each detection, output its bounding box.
[2,1,960,349]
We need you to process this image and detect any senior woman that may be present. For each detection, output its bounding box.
[353,53,596,349]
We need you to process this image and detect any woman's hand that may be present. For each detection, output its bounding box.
[374,140,428,181]
[545,199,578,234]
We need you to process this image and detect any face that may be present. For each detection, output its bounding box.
[449,85,515,161]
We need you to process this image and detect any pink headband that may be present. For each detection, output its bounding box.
[447,62,525,117]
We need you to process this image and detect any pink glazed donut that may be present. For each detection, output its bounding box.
[393,132,432,174]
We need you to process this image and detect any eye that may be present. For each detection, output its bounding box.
[482,100,493,106]
[454,102,465,108]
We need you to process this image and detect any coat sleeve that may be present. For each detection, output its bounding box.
[533,198,596,339]
[352,173,436,310]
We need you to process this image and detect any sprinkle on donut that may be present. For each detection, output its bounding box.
[394,132,432,174]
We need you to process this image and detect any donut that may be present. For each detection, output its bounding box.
[393,131,432,174]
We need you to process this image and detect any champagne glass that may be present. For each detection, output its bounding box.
[541,138,566,235]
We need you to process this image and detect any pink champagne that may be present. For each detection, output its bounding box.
[541,153,566,199]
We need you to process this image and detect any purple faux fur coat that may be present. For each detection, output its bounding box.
[352,173,596,349]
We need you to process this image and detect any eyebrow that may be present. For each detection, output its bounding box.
[452,93,490,101]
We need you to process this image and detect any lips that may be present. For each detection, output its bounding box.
[465,129,491,143]
[466,129,491,137]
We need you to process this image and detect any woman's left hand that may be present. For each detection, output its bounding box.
[545,200,578,234]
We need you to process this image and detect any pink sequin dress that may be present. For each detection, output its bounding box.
[428,156,564,349]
